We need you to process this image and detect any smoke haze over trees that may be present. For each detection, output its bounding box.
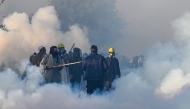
[49,0,125,47]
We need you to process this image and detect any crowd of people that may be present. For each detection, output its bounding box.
[129,55,144,68]
[22,43,121,94]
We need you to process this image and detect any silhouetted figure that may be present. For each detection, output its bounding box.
[69,47,83,89]
[130,56,139,69]
[138,55,144,67]
[40,46,63,84]
[83,45,108,94]
[105,48,120,90]
[31,45,47,66]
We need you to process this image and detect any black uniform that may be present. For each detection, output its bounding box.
[69,55,83,87]
[83,53,108,94]
[106,57,121,89]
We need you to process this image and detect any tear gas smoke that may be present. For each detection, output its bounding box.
[1,6,190,109]
[49,0,124,48]
[115,0,190,59]
[0,6,90,70]
[153,12,190,99]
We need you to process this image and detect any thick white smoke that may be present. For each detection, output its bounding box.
[156,69,190,98]
[2,6,190,109]
[153,12,190,99]
[0,6,90,64]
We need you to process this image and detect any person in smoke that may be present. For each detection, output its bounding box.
[105,48,121,90]
[58,43,70,83]
[29,52,37,63]
[31,45,47,66]
[82,45,108,94]
[22,46,46,79]
[58,43,70,63]
[118,55,130,70]
[130,56,139,68]
[40,46,63,84]
[82,53,88,60]
[69,47,83,89]
[21,52,37,80]
[81,53,88,91]
[138,55,144,67]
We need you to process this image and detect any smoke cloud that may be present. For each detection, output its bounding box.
[115,0,190,58]
[153,12,190,99]
[0,6,90,67]
[1,3,190,109]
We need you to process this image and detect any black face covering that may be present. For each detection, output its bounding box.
[52,51,58,58]
[50,46,58,58]
[74,51,80,57]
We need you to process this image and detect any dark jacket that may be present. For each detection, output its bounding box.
[82,53,108,80]
[106,57,121,82]
[69,55,83,82]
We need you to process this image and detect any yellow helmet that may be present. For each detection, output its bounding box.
[108,47,115,53]
[58,43,65,48]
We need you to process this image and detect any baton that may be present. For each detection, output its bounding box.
[52,61,82,68]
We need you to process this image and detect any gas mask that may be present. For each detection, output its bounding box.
[59,48,66,54]
[108,52,115,58]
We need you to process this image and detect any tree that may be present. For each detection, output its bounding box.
[49,0,125,46]
[0,24,8,31]
[0,0,5,6]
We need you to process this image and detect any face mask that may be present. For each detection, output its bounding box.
[59,48,66,54]
[108,53,114,58]
[50,47,58,58]
[51,51,58,58]
[74,52,80,57]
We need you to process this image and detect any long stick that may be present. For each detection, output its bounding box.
[63,61,82,66]
[69,43,75,53]
[53,61,82,68]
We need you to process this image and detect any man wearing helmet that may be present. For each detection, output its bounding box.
[58,43,68,63]
[105,47,121,90]
[57,43,70,84]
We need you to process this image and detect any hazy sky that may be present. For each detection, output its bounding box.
[1,0,190,59]
[0,0,48,22]
[115,0,190,58]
